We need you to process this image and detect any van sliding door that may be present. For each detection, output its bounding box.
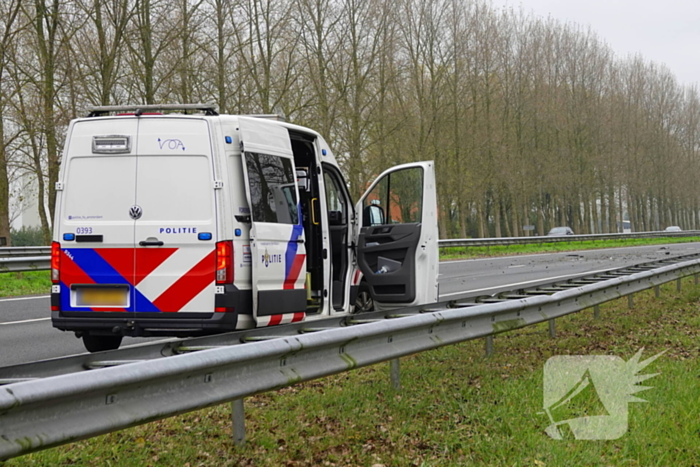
[238,117,307,324]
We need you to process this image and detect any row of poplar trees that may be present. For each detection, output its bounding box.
[1,0,699,244]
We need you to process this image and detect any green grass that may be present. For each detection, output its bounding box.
[440,236,700,259]
[8,277,700,466]
[0,271,51,297]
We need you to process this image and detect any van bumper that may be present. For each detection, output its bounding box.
[51,311,241,337]
[51,285,252,337]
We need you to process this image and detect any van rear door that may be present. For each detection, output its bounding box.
[355,161,439,308]
[57,119,138,314]
[238,117,307,325]
[132,118,217,314]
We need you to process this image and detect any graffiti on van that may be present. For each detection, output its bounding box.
[157,138,186,151]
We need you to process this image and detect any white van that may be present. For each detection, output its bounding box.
[50,104,438,352]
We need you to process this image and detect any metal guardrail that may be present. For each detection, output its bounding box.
[0,256,50,272]
[1,253,700,460]
[438,230,700,248]
[0,247,50,256]
[0,247,50,272]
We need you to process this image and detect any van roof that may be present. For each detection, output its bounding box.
[75,105,336,165]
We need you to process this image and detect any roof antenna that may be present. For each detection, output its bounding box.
[135,108,143,117]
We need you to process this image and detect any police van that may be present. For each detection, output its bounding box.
[50,104,438,352]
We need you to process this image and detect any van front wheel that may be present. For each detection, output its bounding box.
[82,334,123,353]
[354,282,374,313]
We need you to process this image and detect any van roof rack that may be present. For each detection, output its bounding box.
[86,103,219,117]
[243,114,287,122]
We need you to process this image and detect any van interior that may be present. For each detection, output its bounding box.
[289,130,350,313]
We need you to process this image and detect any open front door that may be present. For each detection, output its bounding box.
[238,117,307,325]
[355,161,438,308]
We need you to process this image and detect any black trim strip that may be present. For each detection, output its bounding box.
[76,235,104,243]
[257,289,306,316]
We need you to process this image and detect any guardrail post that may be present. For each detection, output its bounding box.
[390,358,401,391]
[548,319,556,338]
[485,336,494,356]
[628,294,634,309]
[232,398,245,446]
[677,278,682,292]
[695,274,698,285]
[593,305,600,319]
[654,285,660,298]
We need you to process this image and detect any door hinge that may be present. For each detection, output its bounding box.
[55,182,64,191]
[214,180,223,189]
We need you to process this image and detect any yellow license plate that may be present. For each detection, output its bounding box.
[75,287,129,307]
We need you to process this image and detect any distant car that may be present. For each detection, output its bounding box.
[664,226,682,232]
[547,226,574,236]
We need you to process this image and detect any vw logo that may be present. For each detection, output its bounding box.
[129,205,143,220]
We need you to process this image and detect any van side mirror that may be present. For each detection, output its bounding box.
[363,205,385,227]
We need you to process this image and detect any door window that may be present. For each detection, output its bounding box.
[363,167,424,226]
[245,152,299,224]
[324,172,346,224]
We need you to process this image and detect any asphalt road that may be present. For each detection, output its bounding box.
[2,242,698,367]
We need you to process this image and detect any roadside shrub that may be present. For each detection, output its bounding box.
[10,226,47,246]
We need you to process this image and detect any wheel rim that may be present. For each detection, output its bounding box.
[355,290,373,313]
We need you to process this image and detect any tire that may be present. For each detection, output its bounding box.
[82,334,123,353]
[354,282,374,313]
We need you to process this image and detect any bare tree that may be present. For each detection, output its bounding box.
[0,0,24,245]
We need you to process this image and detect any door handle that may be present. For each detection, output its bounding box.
[139,240,164,246]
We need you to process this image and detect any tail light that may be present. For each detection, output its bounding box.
[51,241,61,284]
[216,240,233,284]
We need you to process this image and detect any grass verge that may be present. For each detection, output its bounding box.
[440,236,700,259]
[8,277,700,466]
[0,271,51,298]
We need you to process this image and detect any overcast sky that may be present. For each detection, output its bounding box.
[490,0,700,88]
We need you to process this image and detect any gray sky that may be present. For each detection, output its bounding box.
[491,0,700,87]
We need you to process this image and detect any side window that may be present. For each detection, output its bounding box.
[363,167,424,226]
[245,152,299,224]
[324,172,346,225]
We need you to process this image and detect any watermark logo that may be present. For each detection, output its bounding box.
[541,348,665,440]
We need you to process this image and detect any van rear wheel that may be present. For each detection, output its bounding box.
[82,335,123,353]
